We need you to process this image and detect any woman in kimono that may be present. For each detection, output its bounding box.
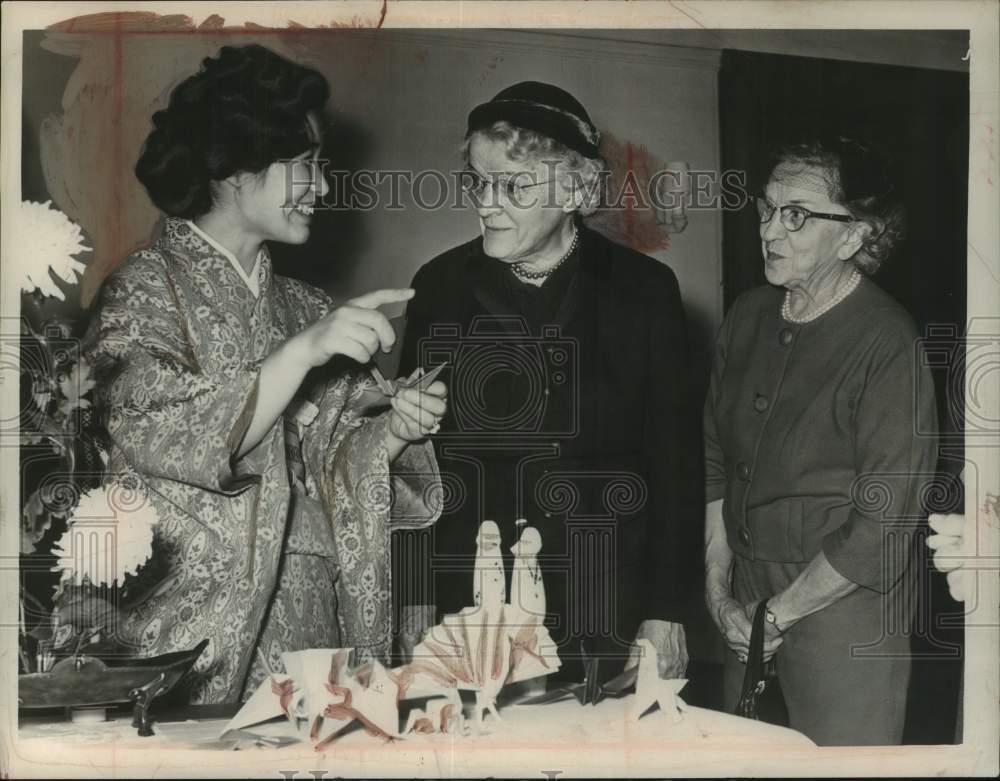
[85,45,446,703]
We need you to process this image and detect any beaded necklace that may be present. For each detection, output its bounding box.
[511,228,580,282]
[782,268,861,324]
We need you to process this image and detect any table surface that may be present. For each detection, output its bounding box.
[14,695,814,777]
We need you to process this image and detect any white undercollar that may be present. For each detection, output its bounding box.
[186,220,263,298]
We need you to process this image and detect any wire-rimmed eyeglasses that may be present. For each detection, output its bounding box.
[756,196,854,232]
[461,169,557,204]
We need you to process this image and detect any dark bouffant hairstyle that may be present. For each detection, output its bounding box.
[135,45,329,219]
[767,136,905,275]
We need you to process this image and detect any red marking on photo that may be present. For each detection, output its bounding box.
[585,130,670,255]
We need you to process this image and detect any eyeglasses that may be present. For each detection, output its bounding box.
[756,197,854,232]
[461,169,556,204]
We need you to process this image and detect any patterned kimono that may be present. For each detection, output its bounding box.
[86,218,440,703]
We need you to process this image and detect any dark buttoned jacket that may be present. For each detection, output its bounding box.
[704,279,938,593]
[397,225,703,653]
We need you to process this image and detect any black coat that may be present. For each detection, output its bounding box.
[397,225,703,672]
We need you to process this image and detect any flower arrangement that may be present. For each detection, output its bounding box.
[10,200,158,672]
[11,199,90,300]
[16,200,100,554]
[51,481,158,589]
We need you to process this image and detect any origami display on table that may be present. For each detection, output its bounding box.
[223,520,561,743]
[221,648,403,749]
[395,602,562,730]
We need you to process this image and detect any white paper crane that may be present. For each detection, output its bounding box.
[628,638,689,723]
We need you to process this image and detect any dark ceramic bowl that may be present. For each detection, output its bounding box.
[18,639,208,709]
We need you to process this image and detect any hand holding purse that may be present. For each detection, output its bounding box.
[734,600,787,724]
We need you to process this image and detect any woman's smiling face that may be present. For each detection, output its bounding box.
[467,133,575,265]
[237,112,328,245]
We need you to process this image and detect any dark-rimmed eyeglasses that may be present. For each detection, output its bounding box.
[461,169,556,204]
[756,196,854,232]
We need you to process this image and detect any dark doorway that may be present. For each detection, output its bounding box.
[718,47,969,744]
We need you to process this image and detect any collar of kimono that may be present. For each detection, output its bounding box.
[184,219,264,298]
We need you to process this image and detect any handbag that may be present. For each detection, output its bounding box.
[734,601,788,725]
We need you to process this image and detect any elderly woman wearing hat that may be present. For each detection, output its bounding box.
[397,82,702,683]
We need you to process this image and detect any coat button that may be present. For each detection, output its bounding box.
[737,462,750,481]
[753,394,770,412]
[779,328,794,346]
[738,527,751,546]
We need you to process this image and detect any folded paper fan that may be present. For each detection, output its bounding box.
[397,604,561,729]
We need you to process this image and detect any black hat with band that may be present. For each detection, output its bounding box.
[466,81,602,159]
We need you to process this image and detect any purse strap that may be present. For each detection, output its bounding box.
[735,600,769,719]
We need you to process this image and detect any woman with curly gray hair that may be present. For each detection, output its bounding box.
[398,81,702,686]
[703,136,938,744]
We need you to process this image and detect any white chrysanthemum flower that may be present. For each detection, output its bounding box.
[52,482,157,587]
[11,200,90,300]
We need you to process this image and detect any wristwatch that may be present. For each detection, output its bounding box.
[764,601,786,634]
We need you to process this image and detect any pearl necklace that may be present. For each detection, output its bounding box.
[511,228,580,281]
[782,269,861,324]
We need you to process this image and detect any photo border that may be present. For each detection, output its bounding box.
[1,1,997,777]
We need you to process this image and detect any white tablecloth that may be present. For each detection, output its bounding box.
[14,695,813,777]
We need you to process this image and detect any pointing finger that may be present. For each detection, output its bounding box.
[344,307,397,352]
[348,288,415,310]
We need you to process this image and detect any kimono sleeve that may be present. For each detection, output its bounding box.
[290,273,442,532]
[88,256,261,494]
[303,371,440,663]
[302,372,442,532]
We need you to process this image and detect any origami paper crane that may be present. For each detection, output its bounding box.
[627,638,688,723]
[516,639,636,707]
[359,362,447,410]
[519,638,688,721]
[220,648,403,749]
